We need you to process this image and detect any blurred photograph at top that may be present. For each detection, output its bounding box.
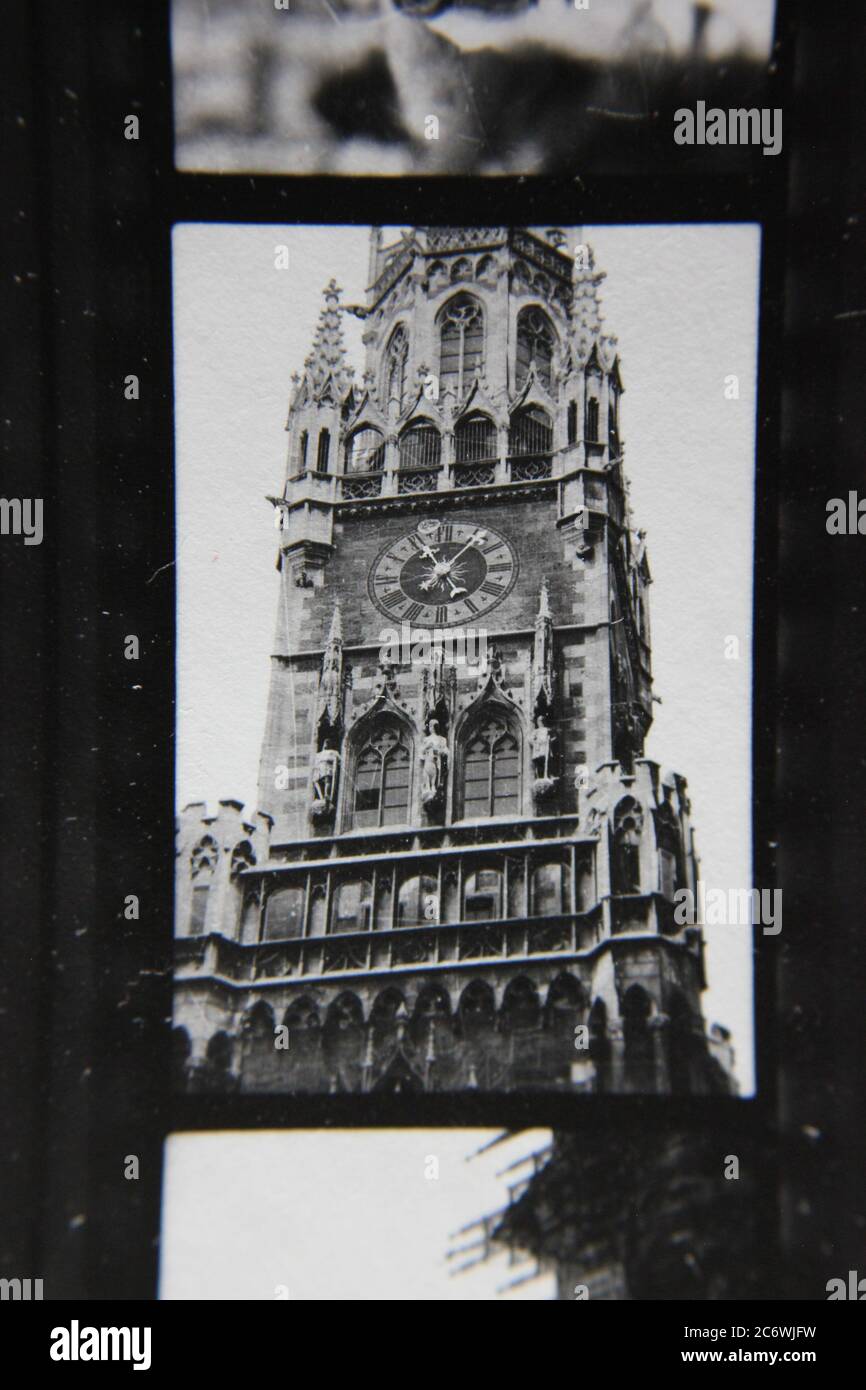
[172,0,777,176]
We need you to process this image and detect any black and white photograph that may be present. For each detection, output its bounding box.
[173,222,758,1100]
[172,0,777,176]
[159,1123,763,1299]
[6,0,866,1333]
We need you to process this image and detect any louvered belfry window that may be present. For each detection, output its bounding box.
[508,405,552,458]
[399,422,441,470]
[454,413,496,463]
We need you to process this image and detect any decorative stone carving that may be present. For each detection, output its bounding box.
[311,740,340,819]
[532,578,555,715]
[476,644,505,693]
[373,660,398,700]
[530,711,558,799]
[421,718,449,809]
[316,604,345,737]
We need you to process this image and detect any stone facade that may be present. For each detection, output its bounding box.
[173,226,735,1096]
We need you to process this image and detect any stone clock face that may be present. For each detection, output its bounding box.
[368,519,518,628]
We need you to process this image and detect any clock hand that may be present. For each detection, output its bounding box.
[435,529,487,575]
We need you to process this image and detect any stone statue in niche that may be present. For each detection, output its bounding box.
[311,738,340,818]
[421,718,448,807]
[320,647,341,708]
[530,711,557,798]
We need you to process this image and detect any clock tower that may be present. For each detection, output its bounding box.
[174,226,735,1096]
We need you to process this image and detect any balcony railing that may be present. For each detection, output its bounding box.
[176,909,605,985]
[340,470,383,500]
[508,454,552,482]
[452,459,497,488]
[397,465,440,494]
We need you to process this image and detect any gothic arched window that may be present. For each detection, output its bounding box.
[623,984,654,1086]
[462,715,521,819]
[508,405,552,458]
[501,976,540,1033]
[515,307,554,392]
[345,426,385,473]
[351,723,411,829]
[439,294,483,399]
[385,324,408,412]
[585,397,599,443]
[316,428,331,473]
[189,835,218,936]
[399,421,441,470]
[454,411,496,464]
[612,796,643,895]
[567,400,577,445]
[298,429,308,471]
[655,804,683,900]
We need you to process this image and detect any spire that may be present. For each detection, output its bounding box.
[532,578,554,715]
[326,602,343,645]
[316,602,345,739]
[572,244,617,364]
[294,279,354,407]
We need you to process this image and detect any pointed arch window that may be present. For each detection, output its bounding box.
[585,397,599,443]
[316,428,331,473]
[298,429,309,471]
[612,796,643,894]
[508,405,552,458]
[655,804,683,900]
[351,723,411,829]
[345,425,385,473]
[515,307,554,392]
[567,400,577,445]
[462,715,521,819]
[385,325,408,412]
[608,397,619,451]
[189,835,218,936]
[454,411,496,464]
[399,421,441,470]
[439,294,483,399]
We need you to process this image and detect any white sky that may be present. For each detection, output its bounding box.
[160,1129,556,1300]
[173,222,759,1093]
